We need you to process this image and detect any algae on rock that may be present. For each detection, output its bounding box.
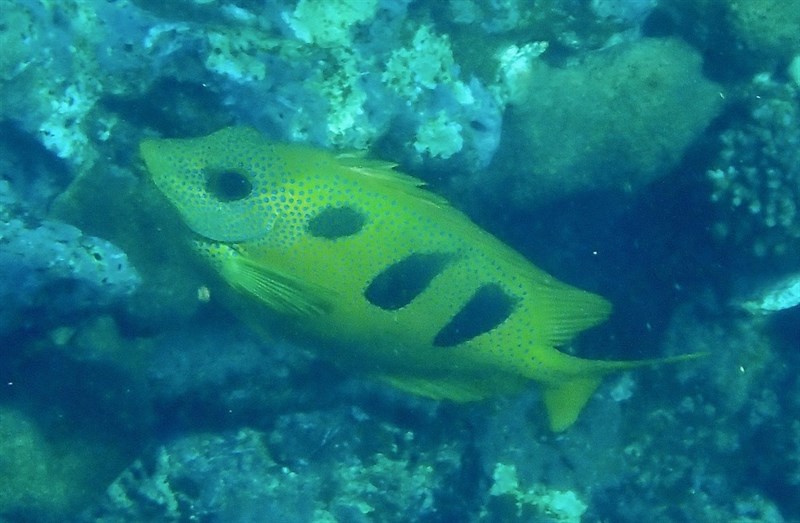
[494,37,724,208]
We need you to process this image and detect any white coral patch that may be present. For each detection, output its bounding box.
[284,0,378,47]
[414,112,464,160]
[39,84,95,162]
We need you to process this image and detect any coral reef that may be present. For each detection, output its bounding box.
[486,463,587,522]
[82,411,465,522]
[489,37,724,208]
[0,398,141,523]
[0,407,92,520]
[284,0,379,48]
[144,322,328,426]
[726,0,800,62]
[708,74,800,260]
[0,181,140,339]
[658,0,800,79]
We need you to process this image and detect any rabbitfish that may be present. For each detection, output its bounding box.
[140,127,700,431]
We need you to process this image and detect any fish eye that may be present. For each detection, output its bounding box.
[204,169,253,202]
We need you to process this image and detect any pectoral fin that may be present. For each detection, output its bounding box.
[222,254,334,316]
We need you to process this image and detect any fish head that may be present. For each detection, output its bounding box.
[140,127,279,244]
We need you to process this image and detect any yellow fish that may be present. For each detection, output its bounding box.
[140,127,700,431]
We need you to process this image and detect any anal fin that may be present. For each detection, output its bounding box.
[380,374,528,402]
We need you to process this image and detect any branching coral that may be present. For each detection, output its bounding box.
[708,74,800,258]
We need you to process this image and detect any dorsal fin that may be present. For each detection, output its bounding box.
[335,153,451,207]
[335,153,400,178]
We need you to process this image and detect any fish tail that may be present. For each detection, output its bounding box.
[595,351,710,372]
[541,351,708,432]
[542,375,604,432]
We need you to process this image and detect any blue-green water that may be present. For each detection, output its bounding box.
[1,1,799,521]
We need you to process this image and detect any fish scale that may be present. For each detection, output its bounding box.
[141,126,704,431]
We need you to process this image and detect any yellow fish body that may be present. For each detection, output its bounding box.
[141,127,697,431]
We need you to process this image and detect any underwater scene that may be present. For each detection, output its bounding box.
[1,0,800,521]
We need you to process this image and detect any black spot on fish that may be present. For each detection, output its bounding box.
[205,169,253,202]
[365,252,453,310]
[469,120,487,132]
[434,284,517,347]
[307,206,366,239]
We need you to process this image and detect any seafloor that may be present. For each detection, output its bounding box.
[1,0,799,522]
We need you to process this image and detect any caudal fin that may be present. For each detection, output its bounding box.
[542,375,604,432]
[542,351,708,431]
